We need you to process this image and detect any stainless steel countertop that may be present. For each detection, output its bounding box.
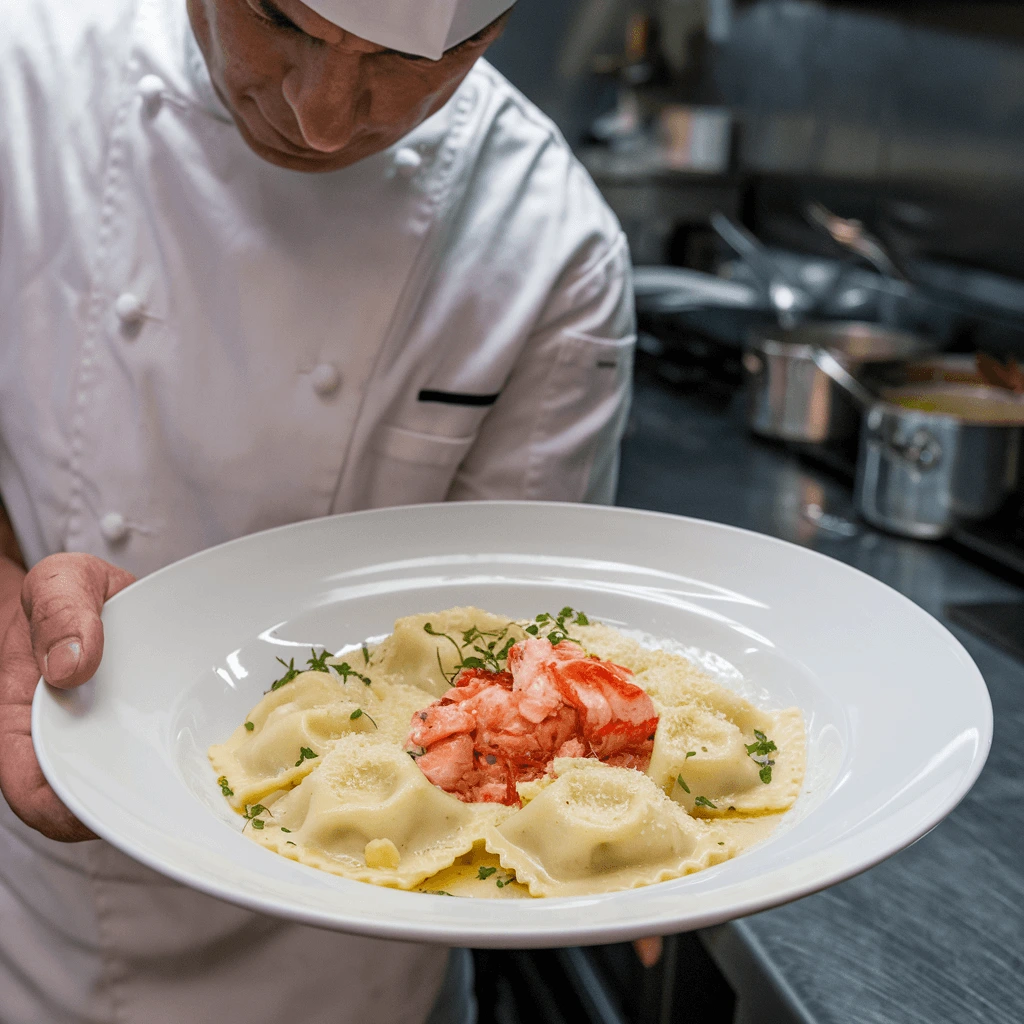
[615,371,1024,1024]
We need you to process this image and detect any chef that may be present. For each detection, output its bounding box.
[0,0,635,1020]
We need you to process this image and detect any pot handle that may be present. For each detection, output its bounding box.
[811,349,877,410]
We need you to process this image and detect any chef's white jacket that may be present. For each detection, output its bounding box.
[0,0,635,1021]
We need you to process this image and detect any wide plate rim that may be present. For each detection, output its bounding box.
[32,501,993,946]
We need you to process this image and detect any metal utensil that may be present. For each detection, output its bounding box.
[805,201,909,282]
[710,213,814,328]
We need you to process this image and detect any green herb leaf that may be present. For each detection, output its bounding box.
[306,648,332,673]
[270,657,300,691]
[525,624,539,636]
[242,803,271,831]
[294,746,318,767]
[676,774,691,795]
[333,661,372,686]
[477,866,497,880]
[745,731,778,783]
[694,796,717,809]
[281,827,292,833]
[685,751,696,759]
[286,841,297,846]
[361,645,371,665]
[350,708,378,729]
[244,721,255,732]
[217,776,233,797]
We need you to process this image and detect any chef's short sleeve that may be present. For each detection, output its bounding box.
[446,231,635,505]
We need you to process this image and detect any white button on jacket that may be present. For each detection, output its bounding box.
[0,2,635,1023]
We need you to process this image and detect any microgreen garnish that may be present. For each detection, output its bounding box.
[306,649,332,673]
[350,708,378,728]
[423,622,517,681]
[495,874,514,888]
[361,645,371,665]
[746,730,777,785]
[676,774,691,795]
[429,890,456,897]
[281,828,292,833]
[294,746,318,767]
[718,841,725,846]
[217,776,233,797]
[270,657,300,691]
[532,607,589,647]
[334,661,372,686]
[421,609,593,685]
[286,841,297,846]
[243,803,271,831]
[244,721,255,732]
[477,866,497,880]
[686,751,696,759]
[694,796,717,809]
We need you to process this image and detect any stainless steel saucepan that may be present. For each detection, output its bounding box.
[856,385,1024,539]
[743,322,937,444]
[811,353,1024,539]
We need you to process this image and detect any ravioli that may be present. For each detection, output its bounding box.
[210,607,807,897]
[648,706,805,816]
[249,735,510,888]
[485,760,734,897]
[369,607,528,698]
[209,671,379,810]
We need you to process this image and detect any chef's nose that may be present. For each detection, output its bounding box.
[281,55,359,153]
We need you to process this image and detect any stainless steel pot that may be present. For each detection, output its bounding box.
[744,322,937,444]
[855,385,1024,539]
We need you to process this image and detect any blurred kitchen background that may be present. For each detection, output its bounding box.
[474,3,1024,1023]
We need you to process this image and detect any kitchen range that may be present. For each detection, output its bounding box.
[476,2,1024,1021]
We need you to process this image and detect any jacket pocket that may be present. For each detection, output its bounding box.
[364,423,477,508]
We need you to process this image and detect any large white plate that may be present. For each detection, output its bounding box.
[33,502,991,947]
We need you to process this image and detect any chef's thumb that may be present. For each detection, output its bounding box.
[21,553,136,690]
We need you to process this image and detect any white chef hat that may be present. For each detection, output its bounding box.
[301,0,516,60]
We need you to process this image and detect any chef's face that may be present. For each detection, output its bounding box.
[187,0,508,172]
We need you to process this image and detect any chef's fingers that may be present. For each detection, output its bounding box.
[633,936,664,968]
[20,554,135,690]
[0,603,96,841]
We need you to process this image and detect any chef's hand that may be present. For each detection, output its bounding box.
[0,553,135,841]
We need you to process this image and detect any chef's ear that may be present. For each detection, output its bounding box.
[21,554,135,689]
